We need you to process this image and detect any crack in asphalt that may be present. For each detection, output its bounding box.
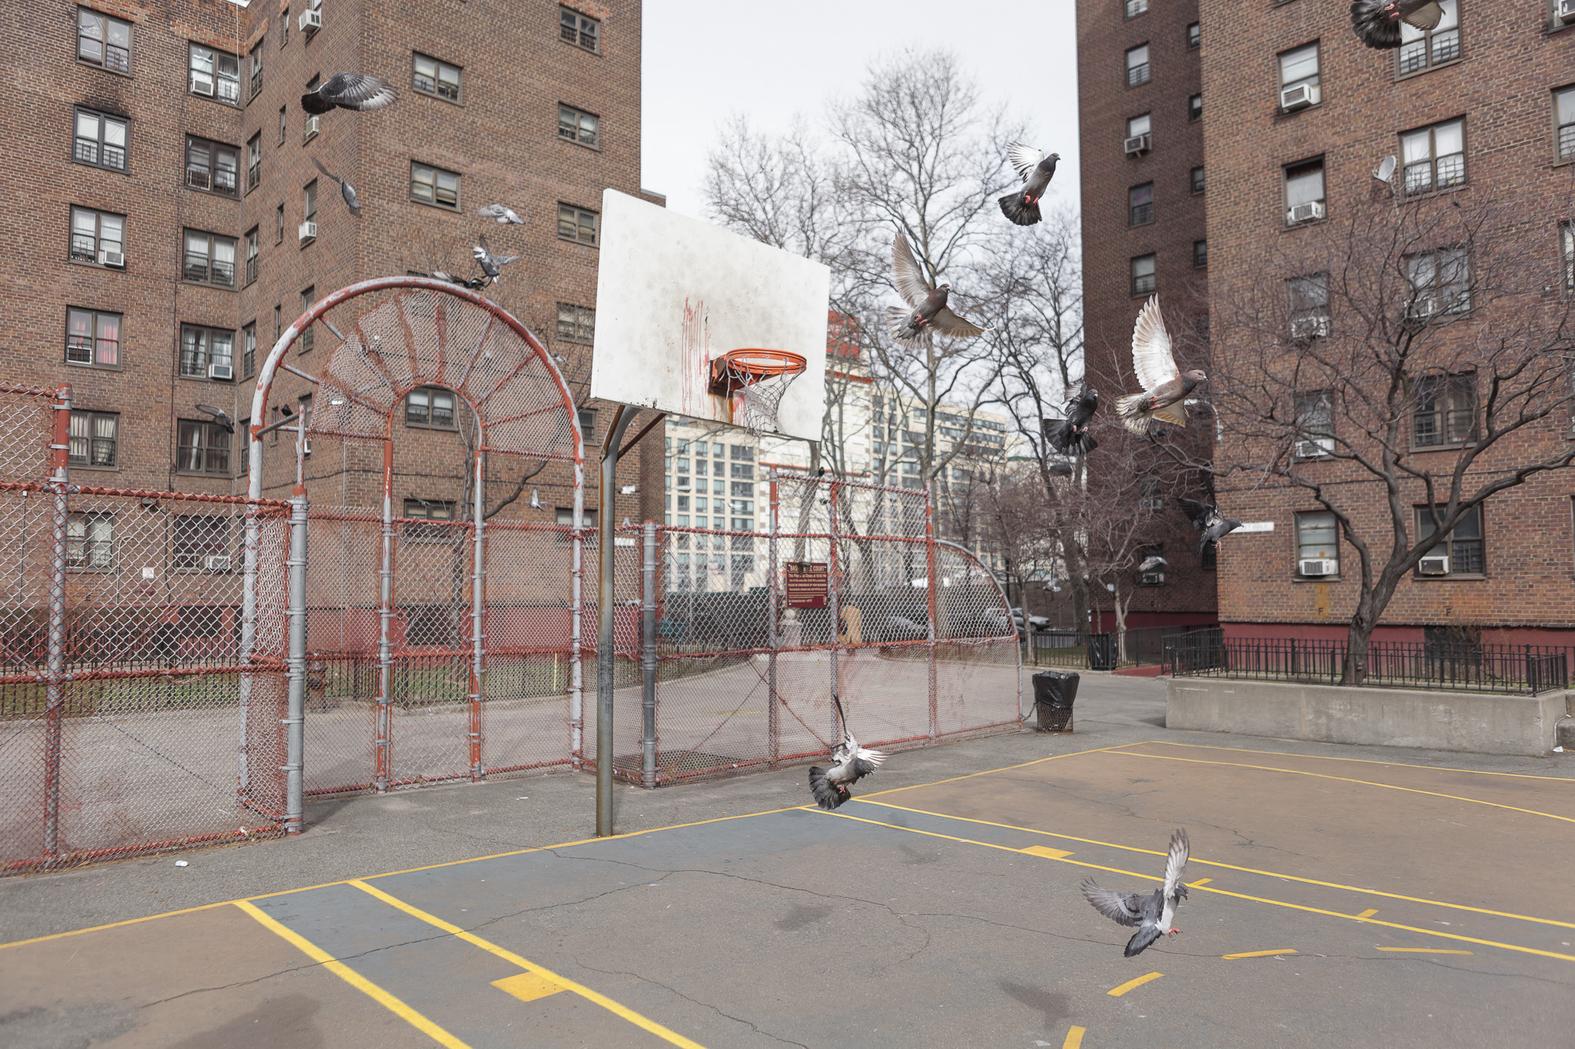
[572,958,813,1049]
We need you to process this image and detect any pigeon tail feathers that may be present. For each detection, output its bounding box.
[997,191,1042,227]
[885,306,930,347]
[1124,925,1163,957]
[1349,0,1405,48]
[1048,419,1098,456]
[1114,393,1153,434]
[808,766,845,810]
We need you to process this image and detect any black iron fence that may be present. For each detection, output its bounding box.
[1163,631,1571,696]
[1025,626,1214,671]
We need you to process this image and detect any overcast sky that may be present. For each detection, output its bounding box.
[641,2,1080,222]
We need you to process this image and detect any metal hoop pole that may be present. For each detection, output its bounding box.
[596,403,636,836]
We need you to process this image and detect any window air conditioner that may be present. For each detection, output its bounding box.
[1287,200,1326,225]
[1295,437,1334,458]
[1418,554,1450,576]
[1123,133,1152,157]
[298,8,322,32]
[1290,314,1330,340]
[98,249,125,268]
[208,362,233,381]
[1557,0,1575,23]
[298,220,318,243]
[1279,83,1320,112]
[303,115,320,141]
[186,169,211,190]
[1407,295,1440,321]
[190,75,215,97]
[1299,558,1337,577]
[204,554,232,573]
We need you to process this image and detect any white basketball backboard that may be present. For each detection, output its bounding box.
[590,189,830,443]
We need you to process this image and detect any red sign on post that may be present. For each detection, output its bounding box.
[784,561,829,609]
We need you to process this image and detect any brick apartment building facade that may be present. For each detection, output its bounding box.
[1075,0,1219,633]
[0,0,660,527]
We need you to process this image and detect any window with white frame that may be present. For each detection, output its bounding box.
[183,229,236,286]
[410,161,460,209]
[1398,0,1459,75]
[70,206,124,265]
[189,43,241,104]
[73,108,128,171]
[1125,43,1150,86]
[77,8,132,72]
[1400,118,1465,194]
[179,324,234,379]
[1295,512,1339,575]
[68,410,118,468]
[66,307,120,367]
[413,53,461,101]
[66,512,114,569]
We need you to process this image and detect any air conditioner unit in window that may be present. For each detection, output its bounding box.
[208,362,233,381]
[1290,314,1331,340]
[1296,437,1335,459]
[1287,200,1326,225]
[303,115,320,140]
[204,554,232,573]
[1558,0,1575,23]
[190,75,214,97]
[1299,558,1337,577]
[298,220,317,243]
[1407,295,1440,321]
[186,169,210,190]
[1418,554,1450,576]
[1279,83,1320,112]
[98,249,125,268]
[1123,133,1152,157]
[298,7,322,31]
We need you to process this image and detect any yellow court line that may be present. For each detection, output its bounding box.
[1356,909,1379,920]
[1062,1024,1088,1048]
[1134,739,1575,783]
[349,880,705,1048]
[1105,750,1575,826]
[493,971,567,1003]
[0,900,235,953]
[854,798,1575,932]
[812,808,1575,964]
[1376,947,1473,956]
[233,900,471,1049]
[1222,948,1297,960]
[1107,971,1163,997]
[859,742,1136,799]
[1190,878,1213,887]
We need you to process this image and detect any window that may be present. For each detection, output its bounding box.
[577,407,597,436]
[278,105,287,145]
[1398,0,1459,75]
[1295,512,1339,575]
[1130,254,1156,296]
[173,516,230,569]
[1294,390,1334,457]
[69,206,124,266]
[303,76,319,138]
[413,53,461,101]
[1128,182,1154,226]
[1415,504,1483,575]
[1125,0,1148,15]
[77,8,131,72]
[183,229,237,286]
[732,444,754,461]
[1412,373,1476,448]
[403,500,455,542]
[66,512,114,569]
[1405,247,1472,315]
[1187,22,1200,48]
[179,325,234,379]
[1193,239,1208,268]
[1288,272,1330,331]
[556,302,595,343]
[1137,544,1165,586]
[731,461,753,479]
[65,307,120,367]
[1401,118,1465,194]
[303,180,317,225]
[406,386,456,428]
[558,103,600,148]
[274,203,285,244]
[185,136,239,196]
[560,6,600,52]
[242,322,257,378]
[1284,157,1325,224]
[244,227,259,285]
[238,419,250,475]
[280,6,289,47]
[1556,86,1575,162]
[299,287,315,352]
[557,203,599,245]
[73,108,128,171]
[410,162,460,209]
[1188,93,1202,121]
[176,421,231,475]
[1125,44,1150,86]
[1127,113,1151,140]
[189,44,240,104]
[1139,479,1163,512]
[1190,165,1205,194]
[1563,222,1574,293]
[556,507,594,528]
[68,410,118,468]
[1278,43,1320,98]
[246,133,261,191]
[274,304,282,345]
[249,38,264,98]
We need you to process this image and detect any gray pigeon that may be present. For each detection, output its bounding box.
[1179,497,1243,554]
[885,231,988,348]
[311,158,361,216]
[301,72,397,115]
[476,203,524,225]
[1047,387,1099,456]
[1081,829,1191,957]
[1114,297,1207,435]
[998,144,1059,227]
[1137,554,1167,574]
[472,235,519,283]
[1349,0,1444,49]
[808,694,887,810]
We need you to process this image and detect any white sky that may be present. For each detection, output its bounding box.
[640,1,1081,221]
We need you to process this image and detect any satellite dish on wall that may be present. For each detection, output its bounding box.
[1373,155,1397,184]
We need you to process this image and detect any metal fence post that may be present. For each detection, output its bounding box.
[767,470,780,767]
[569,461,585,766]
[827,477,841,738]
[468,449,486,782]
[924,482,939,740]
[641,522,658,789]
[41,385,71,861]
[374,439,395,793]
[283,490,309,833]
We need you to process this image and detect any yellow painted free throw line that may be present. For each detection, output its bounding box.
[1376,947,1474,956]
[1062,1024,1088,1048]
[233,900,472,1049]
[348,880,705,1048]
[1107,971,1163,997]
[1222,948,1297,960]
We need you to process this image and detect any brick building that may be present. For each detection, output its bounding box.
[0,0,660,526]
[1075,0,1218,633]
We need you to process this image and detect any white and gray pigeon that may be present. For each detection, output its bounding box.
[311,158,361,216]
[808,694,887,810]
[1179,497,1243,554]
[472,235,519,283]
[998,144,1059,227]
[1081,829,1191,957]
[301,72,397,115]
[476,203,524,225]
[886,231,988,348]
[1349,0,1444,49]
[1114,296,1207,436]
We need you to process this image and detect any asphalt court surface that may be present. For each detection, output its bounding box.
[4,739,1575,1048]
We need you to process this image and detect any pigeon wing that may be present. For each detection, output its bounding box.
[854,747,886,769]
[1402,1,1445,31]
[1130,296,1179,393]
[310,157,340,184]
[1124,924,1162,958]
[1161,829,1190,899]
[1081,880,1145,927]
[891,232,932,307]
[931,306,987,339]
[1151,400,1189,427]
[322,73,397,110]
[1177,497,1212,529]
[1006,142,1044,183]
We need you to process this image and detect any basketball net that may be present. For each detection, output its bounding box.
[710,350,806,436]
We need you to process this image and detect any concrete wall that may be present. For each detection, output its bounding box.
[1166,677,1565,756]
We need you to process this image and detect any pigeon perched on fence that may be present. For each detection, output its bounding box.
[1179,497,1243,554]
[1349,0,1444,49]
[472,235,520,283]
[1114,297,1206,436]
[301,73,397,115]
[998,144,1059,227]
[808,694,886,810]
[311,159,362,216]
[1047,387,1099,456]
[1081,829,1191,957]
[886,231,988,348]
[477,203,524,225]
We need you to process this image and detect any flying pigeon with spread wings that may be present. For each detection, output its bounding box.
[808,694,887,810]
[472,235,519,283]
[1114,297,1206,436]
[301,73,397,115]
[477,203,524,225]
[1349,0,1445,49]
[885,231,988,348]
[1081,829,1191,957]
[1047,387,1099,457]
[311,158,362,216]
[998,144,1060,227]
[1179,497,1243,554]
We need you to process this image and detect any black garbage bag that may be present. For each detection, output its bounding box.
[1031,670,1079,732]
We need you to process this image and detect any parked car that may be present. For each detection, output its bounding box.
[1011,608,1051,632]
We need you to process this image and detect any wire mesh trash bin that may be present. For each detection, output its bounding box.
[1032,670,1079,732]
[1088,633,1117,671]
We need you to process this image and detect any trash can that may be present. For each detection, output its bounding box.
[1031,670,1079,732]
[1088,633,1117,671]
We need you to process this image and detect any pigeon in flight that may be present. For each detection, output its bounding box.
[808,694,886,810]
[1114,297,1206,436]
[1349,0,1445,49]
[886,231,988,348]
[1081,829,1191,957]
[472,235,520,283]
[1046,387,1099,457]
[1179,497,1243,554]
[311,159,362,216]
[998,144,1059,227]
[301,73,397,115]
[477,203,524,225]
[1137,554,1167,574]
